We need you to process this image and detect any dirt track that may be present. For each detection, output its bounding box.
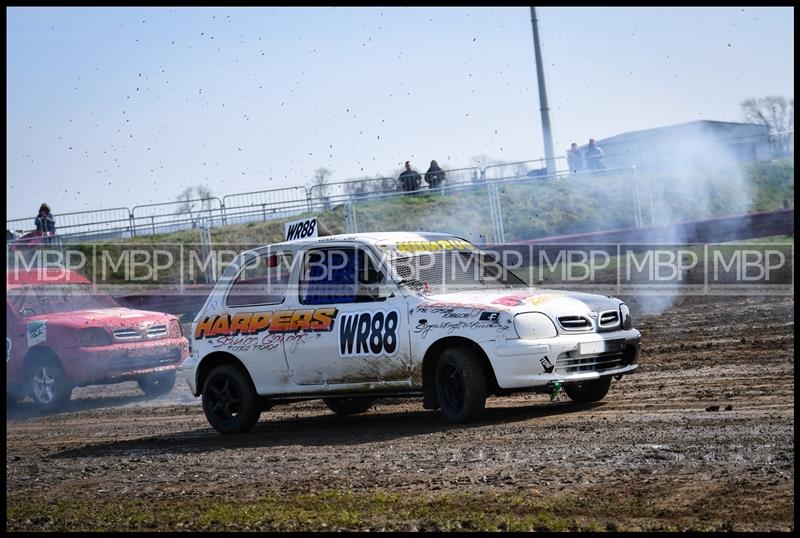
[6,294,794,531]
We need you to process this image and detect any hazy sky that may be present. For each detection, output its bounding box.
[6,6,794,218]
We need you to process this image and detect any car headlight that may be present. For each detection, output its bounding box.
[170,319,183,337]
[620,303,632,330]
[513,313,558,340]
[78,328,112,347]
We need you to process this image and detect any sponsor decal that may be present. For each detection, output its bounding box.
[338,309,400,357]
[210,332,311,353]
[194,308,337,339]
[285,217,318,241]
[395,239,474,253]
[413,319,510,339]
[525,294,561,306]
[27,320,47,346]
[415,306,479,318]
[479,311,500,321]
[492,292,561,307]
[540,355,554,374]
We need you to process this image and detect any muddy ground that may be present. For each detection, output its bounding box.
[5,294,794,531]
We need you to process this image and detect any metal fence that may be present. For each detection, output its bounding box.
[309,177,397,206]
[338,166,646,243]
[484,157,567,180]
[6,207,133,242]
[6,130,792,242]
[222,186,310,225]
[131,197,225,237]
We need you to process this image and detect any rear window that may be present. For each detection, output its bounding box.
[225,252,294,308]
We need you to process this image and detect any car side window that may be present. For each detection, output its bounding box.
[226,251,294,308]
[300,247,386,305]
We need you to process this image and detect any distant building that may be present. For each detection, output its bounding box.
[581,120,772,173]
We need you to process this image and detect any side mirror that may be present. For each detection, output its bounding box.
[378,283,395,300]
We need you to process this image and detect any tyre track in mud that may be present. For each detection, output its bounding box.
[6,295,794,531]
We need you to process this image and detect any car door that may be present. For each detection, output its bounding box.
[6,303,26,387]
[283,243,411,385]
[198,248,297,394]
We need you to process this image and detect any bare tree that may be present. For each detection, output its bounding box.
[311,167,333,208]
[196,185,213,202]
[466,155,488,182]
[741,96,794,157]
[312,167,332,188]
[176,185,215,228]
[176,187,195,213]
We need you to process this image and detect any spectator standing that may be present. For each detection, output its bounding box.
[424,160,446,190]
[566,143,584,173]
[398,161,421,194]
[584,138,607,170]
[34,203,55,233]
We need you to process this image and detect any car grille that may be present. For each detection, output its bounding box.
[555,343,637,374]
[555,352,624,374]
[597,310,620,330]
[113,325,168,341]
[109,347,182,370]
[113,329,140,340]
[557,315,592,331]
[146,325,168,338]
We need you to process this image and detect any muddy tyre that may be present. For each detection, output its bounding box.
[28,356,72,412]
[564,377,612,403]
[323,397,374,416]
[202,364,261,434]
[137,371,176,397]
[435,346,487,423]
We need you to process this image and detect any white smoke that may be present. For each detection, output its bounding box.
[628,130,754,314]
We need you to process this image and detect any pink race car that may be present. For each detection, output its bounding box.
[6,269,189,411]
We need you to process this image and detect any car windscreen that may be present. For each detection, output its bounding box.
[8,284,119,316]
[390,250,528,296]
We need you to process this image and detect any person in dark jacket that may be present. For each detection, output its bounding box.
[584,138,607,170]
[424,160,446,190]
[398,161,421,194]
[34,203,56,233]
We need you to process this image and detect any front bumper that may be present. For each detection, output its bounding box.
[180,349,200,395]
[487,329,641,389]
[64,337,189,386]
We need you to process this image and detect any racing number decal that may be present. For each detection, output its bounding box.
[285,217,317,241]
[338,309,399,357]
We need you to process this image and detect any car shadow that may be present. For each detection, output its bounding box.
[51,400,604,459]
[6,393,160,421]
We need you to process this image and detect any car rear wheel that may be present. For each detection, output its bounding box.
[28,356,72,412]
[137,371,176,397]
[202,364,261,434]
[564,377,612,403]
[323,397,374,416]
[435,346,487,423]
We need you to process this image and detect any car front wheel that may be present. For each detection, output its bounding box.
[323,397,374,416]
[435,346,487,423]
[564,377,612,403]
[28,356,72,412]
[137,371,176,397]
[202,364,261,434]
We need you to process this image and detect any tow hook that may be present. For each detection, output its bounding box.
[549,381,562,401]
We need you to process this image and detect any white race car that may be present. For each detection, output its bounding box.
[182,231,640,433]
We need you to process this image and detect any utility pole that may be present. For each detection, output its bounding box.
[530,7,557,175]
